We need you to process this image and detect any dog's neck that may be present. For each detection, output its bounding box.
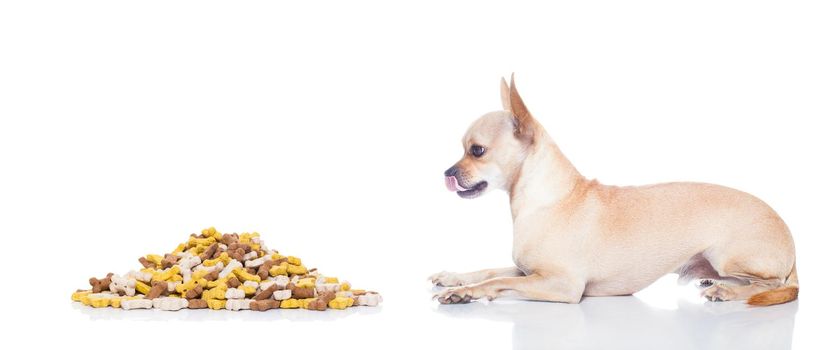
[508,127,584,221]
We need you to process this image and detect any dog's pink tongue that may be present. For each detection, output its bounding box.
[445,176,466,192]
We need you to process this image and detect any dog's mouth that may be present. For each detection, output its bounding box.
[445,176,488,198]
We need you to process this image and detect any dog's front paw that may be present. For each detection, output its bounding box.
[434,286,475,304]
[429,271,466,287]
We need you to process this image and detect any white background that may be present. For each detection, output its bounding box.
[1,1,831,349]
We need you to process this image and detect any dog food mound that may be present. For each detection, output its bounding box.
[72,227,382,312]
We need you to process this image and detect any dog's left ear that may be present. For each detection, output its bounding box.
[508,74,534,143]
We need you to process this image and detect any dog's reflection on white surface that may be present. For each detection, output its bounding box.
[436,297,797,350]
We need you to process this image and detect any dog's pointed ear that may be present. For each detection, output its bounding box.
[500,77,511,111]
[509,74,534,142]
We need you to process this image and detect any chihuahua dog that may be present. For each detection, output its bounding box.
[431,75,797,306]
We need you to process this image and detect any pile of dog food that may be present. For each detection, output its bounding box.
[71,227,381,311]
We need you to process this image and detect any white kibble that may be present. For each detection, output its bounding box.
[225,287,245,299]
[273,289,292,300]
[225,299,251,311]
[152,297,188,311]
[121,298,153,310]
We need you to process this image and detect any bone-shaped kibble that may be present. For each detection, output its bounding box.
[232,268,261,283]
[121,298,153,310]
[188,299,208,309]
[224,298,251,311]
[127,270,152,283]
[254,284,278,300]
[89,273,114,293]
[250,299,280,311]
[273,289,292,300]
[146,281,168,299]
[244,255,268,268]
[356,293,382,306]
[153,297,188,311]
[315,283,339,294]
[225,287,245,299]
[328,296,354,310]
[218,260,242,279]
[73,227,381,311]
[242,251,258,261]
[109,275,136,296]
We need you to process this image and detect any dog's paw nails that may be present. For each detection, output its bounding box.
[434,287,474,304]
[697,279,715,288]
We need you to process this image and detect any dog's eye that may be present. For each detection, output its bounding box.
[470,145,486,158]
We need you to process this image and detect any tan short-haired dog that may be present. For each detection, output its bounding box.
[432,75,798,306]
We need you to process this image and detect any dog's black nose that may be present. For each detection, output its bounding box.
[444,166,458,177]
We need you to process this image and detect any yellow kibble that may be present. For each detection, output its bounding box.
[71,290,91,302]
[339,282,351,291]
[280,298,301,309]
[135,281,151,295]
[202,286,226,300]
[269,264,288,277]
[233,268,261,282]
[206,277,229,289]
[88,295,112,308]
[287,264,307,275]
[206,299,226,310]
[287,256,301,266]
[297,278,315,288]
[152,266,181,282]
[110,297,123,308]
[172,243,186,254]
[324,277,339,284]
[169,274,183,282]
[191,270,208,281]
[328,297,354,310]
[201,227,218,238]
[188,236,215,248]
[146,254,163,266]
[243,286,257,295]
[299,298,317,309]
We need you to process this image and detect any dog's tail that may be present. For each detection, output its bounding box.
[747,262,799,306]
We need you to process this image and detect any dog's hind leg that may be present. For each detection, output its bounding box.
[429,267,524,287]
[434,273,585,304]
[701,248,798,305]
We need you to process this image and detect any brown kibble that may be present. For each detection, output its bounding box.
[307,298,327,311]
[228,243,251,253]
[254,284,278,300]
[161,254,179,269]
[245,267,257,275]
[188,299,208,309]
[89,273,114,293]
[291,285,315,299]
[318,291,336,304]
[185,285,203,299]
[138,257,155,268]
[226,276,241,288]
[250,299,280,311]
[203,270,219,281]
[221,233,239,245]
[229,248,246,262]
[147,281,168,299]
[199,243,219,261]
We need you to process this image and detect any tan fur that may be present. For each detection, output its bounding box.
[432,76,798,306]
